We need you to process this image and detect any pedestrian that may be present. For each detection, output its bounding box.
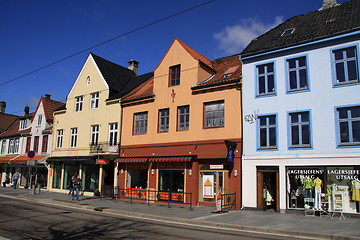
[72,174,82,201]
[12,172,20,189]
[68,175,75,197]
[2,174,10,187]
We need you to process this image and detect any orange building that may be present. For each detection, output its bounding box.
[116,38,242,208]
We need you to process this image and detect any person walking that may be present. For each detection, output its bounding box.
[72,174,82,201]
[68,175,75,197]
[12,172,20,189]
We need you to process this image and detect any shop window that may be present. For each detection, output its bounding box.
[82,164,99,192]
[126,169,148,189]
[52,164,62,189]
[159,170,184,192]
[63,164,79,190]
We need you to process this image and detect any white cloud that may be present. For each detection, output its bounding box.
[214,16,284,54]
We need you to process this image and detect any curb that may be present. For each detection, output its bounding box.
[2,194,360,240]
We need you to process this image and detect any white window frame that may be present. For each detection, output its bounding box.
[91,125,99,146]
[90,92,99,109]
[70,128,78,148]
[109,123,118,146]
[75,96,83,112]
[56,129,63,148]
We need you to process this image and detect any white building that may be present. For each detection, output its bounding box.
[240,0,360,214]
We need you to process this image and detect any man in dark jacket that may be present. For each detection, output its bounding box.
[72,174,82,201]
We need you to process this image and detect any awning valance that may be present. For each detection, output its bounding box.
[149,156,193,162]
[47,156,97,164]
[115,157,148,163]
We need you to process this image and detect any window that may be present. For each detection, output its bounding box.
[333,46,359,85]
[258,115,277,149]
[20,119,27,129]
[337,106,360,146]
[42,135,48,153]
[37,115,43,125]
[109,123,118,146]
[33,136,39,152]
[70,128,78,148]
[287,56,308,92]
[90,92,99,109]
[91,125,99,146]
[8,138,19,154]
[289,111,311,148]
[1,140,6,154]
[158,108,169,132]
[204,101,224,128]
[133,112,148,135]
[169,65,181,86]
[178,105,189,131]
[75,96,83,112]
[56,130,63,148]
[257,63,275,96]
[25,137,31,153]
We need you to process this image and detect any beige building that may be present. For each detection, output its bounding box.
[48,53,152,195]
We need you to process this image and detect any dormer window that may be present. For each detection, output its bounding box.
[281,28,295,36]
[223,66,240,78]
[20,119,27,130]
[37,115,43,126]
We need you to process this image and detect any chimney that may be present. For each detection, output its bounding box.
[128,59,139,76]
[24,106,29,116]
[44,94,51,99]
[319,0,338,10]
[0,101,6,113]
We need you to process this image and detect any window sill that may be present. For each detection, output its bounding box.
[287,88,310,94]
[289,146,312,150]
[333,81,360,88]
[337,143,360,148]
[256,93,277,98]
[257,147,278,151]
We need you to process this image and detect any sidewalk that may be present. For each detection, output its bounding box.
[0,187,359,240]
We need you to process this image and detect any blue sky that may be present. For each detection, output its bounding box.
[0,0,348,115]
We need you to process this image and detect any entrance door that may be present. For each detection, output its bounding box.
[102,165,114,196]
[257,167,279,212]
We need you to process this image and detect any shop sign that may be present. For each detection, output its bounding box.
[96,159,110,165]
[203,175,214,198]
[210,165,224,170]
[287,169,324,179]
[327,169,360,180]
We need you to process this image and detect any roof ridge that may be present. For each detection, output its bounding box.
[90,52,130,71]
[175,38,212,67]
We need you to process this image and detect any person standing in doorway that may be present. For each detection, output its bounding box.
[72,174,82,201]
[12,172,20,189]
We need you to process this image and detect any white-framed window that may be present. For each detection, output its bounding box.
[133,112,148,135]
[177,105,189,131]
[289,111,311,148]
[337,106,360,146]
[56,129,63,148]
[70,128,78,148]
[75,96,83,112]
[109,123,118,146]
[287,56,308,92]
[1,140,6,154]
[91,125,99,146]
[37,115,43,126]
[204,100,224,128]
[256,62,275,96]
[158,108,169,133]
[20,119,27,130]
[333,46,359,85]
[90,92,99,109]
[8,138,19,154]
[258,115,277,149]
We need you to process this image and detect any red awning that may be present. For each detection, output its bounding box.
[0,155,47,162]
[149,156,193,162]
[115,157,148,163]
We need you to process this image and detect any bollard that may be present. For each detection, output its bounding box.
[32,185,36,195]
[37,184,41,194]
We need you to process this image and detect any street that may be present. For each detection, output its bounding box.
[0,197,303,240]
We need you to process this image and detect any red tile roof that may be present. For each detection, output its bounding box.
[122,77,155,103]
[0,112,18,133]
[33,97,64,124]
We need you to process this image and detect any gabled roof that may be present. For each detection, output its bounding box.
[0,112,18,133]
[0,118,31,138]
[154,38,213,71]
[241,0,360,58]
[37,97,65,123]
[192,54,242,90]
[90,53,137,98]
[121,75,155,104]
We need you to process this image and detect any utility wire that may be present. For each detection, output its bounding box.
[0,0,217,87]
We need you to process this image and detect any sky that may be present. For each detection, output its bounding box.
[0,0,349,115]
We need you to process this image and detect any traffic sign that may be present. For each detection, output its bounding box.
[27,151,35,158]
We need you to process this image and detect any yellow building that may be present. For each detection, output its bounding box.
[48,53,153,196]
[116,38,242,208]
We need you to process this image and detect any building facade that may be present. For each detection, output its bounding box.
[48,53,152,196]
[241,0,360,213]
[0,95,63,189]
[117,38,242,208]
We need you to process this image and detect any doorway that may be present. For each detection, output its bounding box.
[257,167,279,212]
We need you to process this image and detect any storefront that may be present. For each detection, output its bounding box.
[287,166,360,213]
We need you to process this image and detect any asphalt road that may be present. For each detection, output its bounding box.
[0,197,307,240]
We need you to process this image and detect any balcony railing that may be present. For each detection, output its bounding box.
[89,142,119,154]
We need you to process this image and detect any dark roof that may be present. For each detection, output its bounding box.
[121,76,155,104]
[0,113,18,133]
[192,54,242,90]
[241,0,360,58]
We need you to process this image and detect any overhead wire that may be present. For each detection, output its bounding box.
[0,0,217,88]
